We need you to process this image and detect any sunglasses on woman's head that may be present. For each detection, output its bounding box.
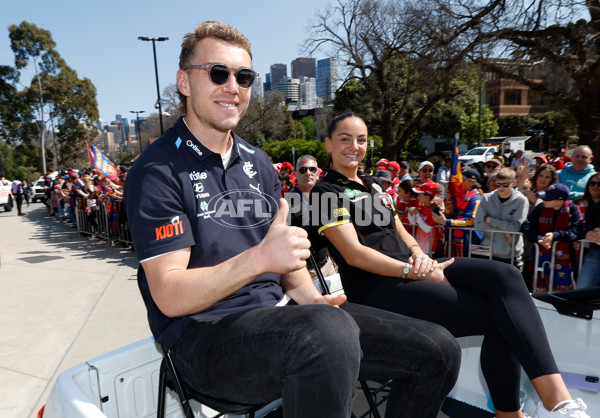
[589,181,600,187]
[183,63,258,88]
[298,167,318,174]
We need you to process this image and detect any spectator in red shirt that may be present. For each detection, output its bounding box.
[549,148,565,171]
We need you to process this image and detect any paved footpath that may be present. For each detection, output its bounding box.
[0,204,150,418]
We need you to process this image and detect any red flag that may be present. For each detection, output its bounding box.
[445,133,464,214]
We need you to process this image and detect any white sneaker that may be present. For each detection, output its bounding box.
[534,398,589,417]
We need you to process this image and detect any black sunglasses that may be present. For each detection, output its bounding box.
[589,180,600,187]
[298,166,318,174]
[494,181,512,188]
[183,63,258,88]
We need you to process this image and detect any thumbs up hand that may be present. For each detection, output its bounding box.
[257,198,311,274]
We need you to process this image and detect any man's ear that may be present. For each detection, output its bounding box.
[177,69,190,98]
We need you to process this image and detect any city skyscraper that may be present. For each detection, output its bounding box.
[291,58,316,78]
[251,75,263,101]
[270,63,288,92]
[263,73,271,93]
[316,58,339,102]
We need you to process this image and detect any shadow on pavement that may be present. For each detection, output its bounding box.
[16,205,138,270]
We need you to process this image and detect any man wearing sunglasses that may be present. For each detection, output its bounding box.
[481,158,501,193]
[125,21,459,417]
[417,161,446,201]
[287,155,336,278]
[474,168,529,271]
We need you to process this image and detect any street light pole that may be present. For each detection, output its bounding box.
[138,36,168,135]
[130,110,145,154]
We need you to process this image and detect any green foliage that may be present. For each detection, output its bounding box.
[261,139,328,168]
[9,21,57,71]
[280,117,305,140]
[497,115,536,137]
[531,111,577,146]
[0,141,40,181]
[236,93,287,143]
[299,116,317,141]
[333,79,374,120]
[0,21,99,172]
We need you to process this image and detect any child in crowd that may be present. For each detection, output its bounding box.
[395,179,420,232]
[407,181,443,256]
[521,183,585,292]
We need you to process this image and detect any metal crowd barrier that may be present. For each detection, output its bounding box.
[70,202,590,283]
[74,197,132,248]
[403,222,590,291]
[531,239,593,293]
[443,225,589,292]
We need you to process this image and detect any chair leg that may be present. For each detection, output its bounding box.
[359,379,382,418]
[164,352,195,418]
[157,359,167,418]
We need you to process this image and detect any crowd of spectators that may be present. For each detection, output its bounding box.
[36,166,129,242]
[272,144,598,293]
[28,145,597,293]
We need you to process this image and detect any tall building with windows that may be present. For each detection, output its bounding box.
[270,63,288,92]
[291,58,316,78]
[299,76,318,109]
[263,73,271,94]
[251,75,263,101]
[283,78,300,105]
[316,58,339,102]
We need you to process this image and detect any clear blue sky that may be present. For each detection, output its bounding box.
[0,0,335,124]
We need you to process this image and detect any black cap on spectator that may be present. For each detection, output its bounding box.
[462,168,481,183]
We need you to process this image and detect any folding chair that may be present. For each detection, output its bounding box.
[309,250,392,418]
[136,269,275,418]
[157,348,271,418]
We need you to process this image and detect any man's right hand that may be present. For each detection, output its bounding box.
[257,198,311,274]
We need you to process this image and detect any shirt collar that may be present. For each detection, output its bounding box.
[174,117,242,166]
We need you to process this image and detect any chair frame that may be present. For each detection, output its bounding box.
[157,348,266,418]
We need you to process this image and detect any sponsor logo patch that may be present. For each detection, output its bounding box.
[155,217,184,241]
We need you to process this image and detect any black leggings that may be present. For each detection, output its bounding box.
[361,257,558,412]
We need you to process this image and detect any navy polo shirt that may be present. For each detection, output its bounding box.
[311,170,411,303]
[125,117,284,350]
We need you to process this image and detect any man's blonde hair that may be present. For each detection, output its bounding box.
[178,21,252,113]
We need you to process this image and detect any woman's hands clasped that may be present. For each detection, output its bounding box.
[408,252,454,286]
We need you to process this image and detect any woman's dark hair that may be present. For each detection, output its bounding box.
[581,173,600,203]
[530,164,557,190]
[327,112,364,138]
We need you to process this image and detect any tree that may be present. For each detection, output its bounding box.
[423,67,499,145]
[235,92,287,143]
[497,115,536,137]
[262,138,329,168]
[437,0,600,167]
[1,21,99,171]
[300,116,317,141]
[43,63,99,166]
[531,110,578,150]
[280,116,306,141]
[307,0,489,160]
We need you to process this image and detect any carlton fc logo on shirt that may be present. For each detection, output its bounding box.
[155,216,184,241]
[243,161,257,178]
